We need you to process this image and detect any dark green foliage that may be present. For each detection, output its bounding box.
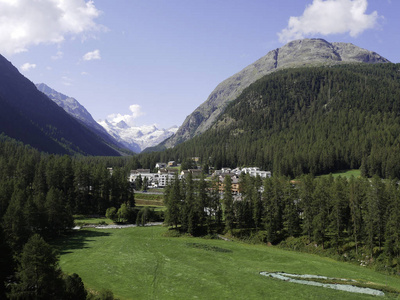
[0,137,134,298]
[0,225,14,299]
[87,289,117,300]
[63,273,87,300]
[164,176,182,228]
[8,234,63,299]
[106,207,118,222]
[222,176,234,232]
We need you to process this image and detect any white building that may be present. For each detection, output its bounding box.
[241,167,271,178]
[129,169,176,188]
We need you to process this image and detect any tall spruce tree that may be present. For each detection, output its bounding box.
[222,176,234,232]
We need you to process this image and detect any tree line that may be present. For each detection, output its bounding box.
[164,172,400,273]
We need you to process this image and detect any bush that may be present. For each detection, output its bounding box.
[105,207,117,222]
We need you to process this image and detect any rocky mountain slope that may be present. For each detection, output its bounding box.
[36,83,131,153]
[0,54,120,156]
[98,119,177,152]
[161,38,389,148]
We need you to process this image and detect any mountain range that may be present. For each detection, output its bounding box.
[0,38,393,158]
[160,38,389,149]
[97,119,177,153]
[0,54,121,156]
[36,83,177,153]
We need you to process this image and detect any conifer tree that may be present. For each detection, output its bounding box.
[9,234,63,299]
[222,176,234,232]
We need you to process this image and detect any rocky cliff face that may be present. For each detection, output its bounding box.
[162,38,389,148]
[36,83,129,152]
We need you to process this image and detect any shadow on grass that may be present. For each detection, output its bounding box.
[53,229,111,255]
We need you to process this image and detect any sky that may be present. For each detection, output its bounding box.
[1,0,399,129]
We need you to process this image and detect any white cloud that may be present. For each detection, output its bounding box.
[106,105,145,127]
[51,50,63,60]
[62,76,73,86]
[83,49,101,61]
[81,71,89,76]
[278,0,380,43]
[0,0,103,55]
[20,62,36,71]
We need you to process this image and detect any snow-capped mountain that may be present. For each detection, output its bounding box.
[98,119,178,152]
[36,83,175,153]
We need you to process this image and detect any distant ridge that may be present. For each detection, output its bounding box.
[161,38,389,149]
[36,83,131,154]
[0,54,120,156]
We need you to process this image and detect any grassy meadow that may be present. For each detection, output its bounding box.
[318,169,361,179]
[54,226,400,299]
[135,192,164,207]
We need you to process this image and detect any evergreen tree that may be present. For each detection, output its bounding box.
[164,176,181,228]
[298,174,315,240]
[9,234,64,299]
[222,176,234,232]
[348,176,366,255]
[330,176,349,250]
[312,176,331,248]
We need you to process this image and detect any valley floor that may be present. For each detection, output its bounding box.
[54,226,400,299]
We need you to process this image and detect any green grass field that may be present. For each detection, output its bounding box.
[54,226,400,299]
[135,192,164,207]
[319,169,361,179]
[73,215,114,226]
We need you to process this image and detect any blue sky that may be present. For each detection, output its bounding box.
[1,0,399,129]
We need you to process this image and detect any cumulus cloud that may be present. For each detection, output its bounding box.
[83,49,101,61]
[106,105,145,127]
[278,0,380,43]
[20,63,36,71]
[0,0,103,55]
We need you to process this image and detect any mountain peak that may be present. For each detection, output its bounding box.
[161,38,390,149]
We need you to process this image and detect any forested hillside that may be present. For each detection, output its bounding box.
[162,38,389,149]
[152,63,400,178]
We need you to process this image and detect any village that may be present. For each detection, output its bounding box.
[128,159,271,194]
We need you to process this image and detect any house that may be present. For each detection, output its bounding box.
[156,169,176,187]
[155,162,167,169]
[217,174,241,194]
[168,161,177,167]
[129,168,177,188]
[189,169,203,178]
[107,167,113,175]
[180,170,190,178]
[180,169,203,179]
[129,169,154,184]
[241,167,271,178]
